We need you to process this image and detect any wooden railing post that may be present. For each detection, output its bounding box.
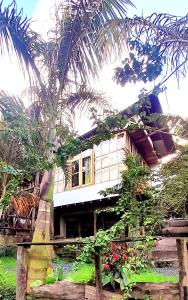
[16,245,28,300]
[94,246,102,300]
[176,239,188,300]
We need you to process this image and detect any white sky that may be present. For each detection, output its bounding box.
[0,0,187,132]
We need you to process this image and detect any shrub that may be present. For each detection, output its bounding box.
[0,259,16,300]
[102,241,153,292]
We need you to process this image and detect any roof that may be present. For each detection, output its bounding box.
[80,94,175,166]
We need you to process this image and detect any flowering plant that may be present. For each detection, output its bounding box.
[102,241,152,291]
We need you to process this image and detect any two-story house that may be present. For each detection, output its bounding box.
[53,95,175,239]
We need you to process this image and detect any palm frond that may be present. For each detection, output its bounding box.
[98,13,188,79]
[0,90,26,122]
[49,0,134,90]
[66,84,111,111]
[0,1,45,77]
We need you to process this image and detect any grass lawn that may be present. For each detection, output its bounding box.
[63,264,178,284]
[63,264,94,283]
[0,257,178,286]
[0,256,16,282]
[0,257,16,300]
[128,270,178,284]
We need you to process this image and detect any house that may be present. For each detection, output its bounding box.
[53,95,175,239]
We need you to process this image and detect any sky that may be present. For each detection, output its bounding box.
[0,0,188,132]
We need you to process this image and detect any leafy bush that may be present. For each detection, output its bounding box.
[102,241,153,292]
[0,259,16,300]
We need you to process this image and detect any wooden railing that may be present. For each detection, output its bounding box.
[16,236,188,300]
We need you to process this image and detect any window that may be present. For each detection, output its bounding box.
[54,168,65,193]
[71,153,93,188]
[82,156,91,185]
[94,133,126,184]
[72,160,79,187]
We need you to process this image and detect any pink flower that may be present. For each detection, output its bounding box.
[103,264,110,271]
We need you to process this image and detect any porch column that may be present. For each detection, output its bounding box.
[94,210,97,236]
[60,215,66,238]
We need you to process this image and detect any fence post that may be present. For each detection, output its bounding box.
[176,239,188,300]
[16,246,28,300]
[95,246,102,300]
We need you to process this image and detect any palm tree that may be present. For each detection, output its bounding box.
[0,0,135,287]
[99,13,188,85]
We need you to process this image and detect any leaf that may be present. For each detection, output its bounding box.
[102,274,111,286]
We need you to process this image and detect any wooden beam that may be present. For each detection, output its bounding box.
[16,246,28,300]
[95,246,102,300]
[176,239,188,300]
[94,211,97,236]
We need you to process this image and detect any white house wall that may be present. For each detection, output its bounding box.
[53,179,120,207]
[53,132,139,207]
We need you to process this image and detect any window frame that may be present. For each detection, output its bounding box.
[70,150,94,189]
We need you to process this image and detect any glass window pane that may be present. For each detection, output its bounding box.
[95,170,101,184]
[117,133,125,150]
[118,163,125,177]
[72,174,79,187]
[95,157,101,170]
[94,144,101,157]
[110,166,118,181]
[101,168,109,182]
[118,149,125,163]
[72,160,79,173]
[110,137,117,152]
[101,141,109,155]
[109,152,118,166]
[82,156,91,185]
[102,155,110,168]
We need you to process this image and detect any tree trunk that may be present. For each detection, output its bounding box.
[0,173,8,218]
[27,170,55,292]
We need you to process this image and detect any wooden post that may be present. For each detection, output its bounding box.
[31,207,36,235]
[176,239,188,300]
[94,211,97,236]
[60,215,66,237]
[95,246,102,300]
[16,246,28,300]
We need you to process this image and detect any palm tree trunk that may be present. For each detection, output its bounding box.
[0,174,8,218]
[27,170,55,292]
[27,122,56,291]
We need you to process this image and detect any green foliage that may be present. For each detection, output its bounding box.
[154,143,188,217]
[101,239,154,293]
[0,258,16,300]
[76,154,158,297]
[114,40,165,86]
[45,273,58,284]
[30,280,43,288]
[100,154,159,233]
[65,264,95,284]
[128,269,178,284]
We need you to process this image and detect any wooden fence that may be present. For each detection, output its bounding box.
[16,237,188,300]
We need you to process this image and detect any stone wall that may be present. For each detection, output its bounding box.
[29,281,179,300]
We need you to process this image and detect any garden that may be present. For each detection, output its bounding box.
[0,0,188,299]
[0,250,179,300]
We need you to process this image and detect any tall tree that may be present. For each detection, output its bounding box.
[0,0,135,287]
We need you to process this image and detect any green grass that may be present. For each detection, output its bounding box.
[0,257,16,300]
[128,270,178,284]
[63,264,95,283]
[62,264,178,284]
